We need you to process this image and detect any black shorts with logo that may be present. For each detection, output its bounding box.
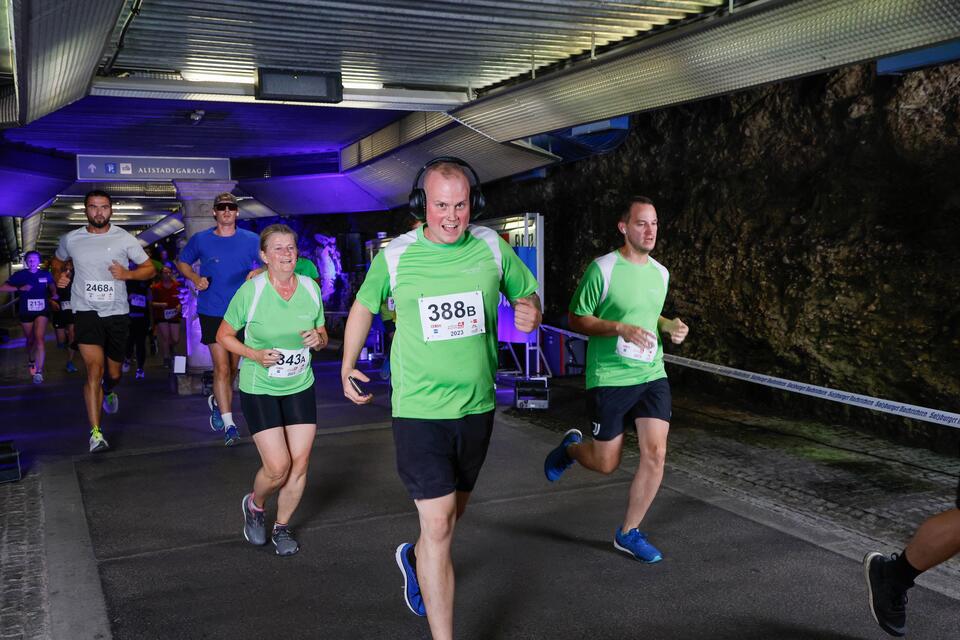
[588,378,672,441]
[392,410,495,501]
[239,386,317,435]
[74,311,130,363]
[18,310,50,324]
[52,309,74,329]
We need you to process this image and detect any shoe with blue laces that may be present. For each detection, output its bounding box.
[208,394,224,431]
[544,429,583,482]
[614,527,663,563]
[395,542,426,616]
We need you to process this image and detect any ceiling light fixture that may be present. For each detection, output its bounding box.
[180,70,256,84]
[71,203,144,211]
[342,81,384,90]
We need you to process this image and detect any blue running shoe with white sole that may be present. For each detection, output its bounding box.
[395,543,426,616]
[208,394,224,431]
[614,528,663,563]
[544,428,583,482]
[224,425,240,446]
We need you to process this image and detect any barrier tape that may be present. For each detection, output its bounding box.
[540,324,960,430]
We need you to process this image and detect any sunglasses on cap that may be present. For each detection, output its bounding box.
[214,202,238,212]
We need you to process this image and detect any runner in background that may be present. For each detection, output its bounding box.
[0,250,57,383]
[151,264,182,368]
[52,259,78,373]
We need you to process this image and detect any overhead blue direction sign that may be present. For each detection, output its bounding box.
[76,155,231,181]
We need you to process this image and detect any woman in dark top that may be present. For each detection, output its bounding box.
[0,251,56,383]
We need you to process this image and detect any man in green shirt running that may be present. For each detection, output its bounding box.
[544,196,688,564]
[342,158,541,640]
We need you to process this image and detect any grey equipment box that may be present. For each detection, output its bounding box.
[0,440,22,483]
[515,378,550,409]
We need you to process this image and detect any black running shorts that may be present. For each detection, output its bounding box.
[200,313,243,346]
[239,386,317,435]
[52,309,74,329]
[74,311,130,363]
[18,310,50,324]
[588,378,672,441]
[392,410,495,501]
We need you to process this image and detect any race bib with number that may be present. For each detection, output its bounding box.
[267,347,310,378]
[60,300,71,311]
[163,308,178,320]
[418,290,485,342]
[129,294,146,308]
[85,281,115,302]
[616,335,657,363]
[27,298,45,312]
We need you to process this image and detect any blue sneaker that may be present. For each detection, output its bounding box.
[395,543,426,617]
[544,428,583,482]
[208,394,224,431]
[224,425,240,446]
[614,528,663,563]
[65,361,78,373]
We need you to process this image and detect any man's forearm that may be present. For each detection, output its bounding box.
[341,300,374,375]
[569,312,620,337]
[176,261,199,284]
[128,263,156,281]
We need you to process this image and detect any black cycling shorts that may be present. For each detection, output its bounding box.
[239,386,317,435]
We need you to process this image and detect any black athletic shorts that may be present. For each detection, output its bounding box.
[52,309,74,329]
[239,386,317,435]
[588,378,672,441]
[392,410,495,501]
[199,313,243,345]
[18,309,50,323]
[74,311,130,363]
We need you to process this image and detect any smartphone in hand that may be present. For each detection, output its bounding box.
[348,376,368,397]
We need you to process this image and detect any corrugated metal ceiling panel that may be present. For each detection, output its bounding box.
[454,0,960,141]
[102,0,721,90]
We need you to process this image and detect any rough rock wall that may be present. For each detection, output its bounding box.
[482,62,960,450]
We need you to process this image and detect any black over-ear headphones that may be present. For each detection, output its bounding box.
[408,156,485,220]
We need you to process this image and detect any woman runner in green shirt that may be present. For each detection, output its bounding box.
[217,224,328,556]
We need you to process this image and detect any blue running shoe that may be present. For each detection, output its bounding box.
[65,361,78,373]
[224,425,240,446]
[544,428,583,482]
[614,528,663,563]
[208,394,224,431]
[395,543,426,617]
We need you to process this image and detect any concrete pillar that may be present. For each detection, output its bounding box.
[173,180,236,377]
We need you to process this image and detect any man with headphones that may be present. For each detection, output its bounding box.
[342,158,541,638]
[177,192,261,446]
[544,196,688,564]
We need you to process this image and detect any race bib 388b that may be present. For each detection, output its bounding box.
[418,290,485,342]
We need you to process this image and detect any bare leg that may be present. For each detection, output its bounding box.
[275,424,317,524]
[78,345,105,429]
[904,508,960,571]
[33,316,48,372]
[209,342,240,413]
[251,427,291,506]
[20,322,35,365]
[622,418,669,531]
[415,493,458,640]
[568,435,625,475]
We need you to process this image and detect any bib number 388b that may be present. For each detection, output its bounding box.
[418,291,485,342]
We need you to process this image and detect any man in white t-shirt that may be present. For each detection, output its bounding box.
[52,190,155,452]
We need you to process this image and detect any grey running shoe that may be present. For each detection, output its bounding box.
[89,427,109,453]
[32,372,43,384]
[272,526,299,556]
[241,493,266,545]
[102,391,119,414]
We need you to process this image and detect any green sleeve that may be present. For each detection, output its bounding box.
[223,280,252,330]
[569,261,604,317]
[296,257,320,279]
[498,236,539,300]
[355,251,390,315]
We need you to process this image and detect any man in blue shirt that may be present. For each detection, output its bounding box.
[177,192,260,445]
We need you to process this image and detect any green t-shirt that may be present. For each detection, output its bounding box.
[294,256,320,279]
[569,250,669,389]
[224,274,325,396]
[356,225,538,419]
